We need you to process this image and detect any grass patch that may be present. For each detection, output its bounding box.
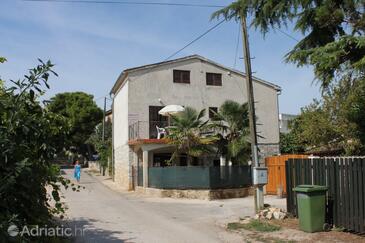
[227,222,247,230]
[227,219,281,232]
[252,235,296,243]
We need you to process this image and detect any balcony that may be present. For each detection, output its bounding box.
[129,121,169,141]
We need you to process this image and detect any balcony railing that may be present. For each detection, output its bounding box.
[129,121,169,140]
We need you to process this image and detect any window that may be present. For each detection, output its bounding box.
[149,106,168,139]
[206,73,222,86]
[209,107,218,119]
[173,70,190,84]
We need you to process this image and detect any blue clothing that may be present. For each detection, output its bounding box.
[74,164,81,181]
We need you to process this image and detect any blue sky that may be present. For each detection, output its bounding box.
[0,0,320,114]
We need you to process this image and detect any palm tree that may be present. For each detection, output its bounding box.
[211,100,251,165]
[167,107,218,166]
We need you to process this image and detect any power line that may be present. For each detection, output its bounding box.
[233,23,241,69]
[23,0,225,8]
[274,27,300,42]
[95,94,112,102]
[164,19,226,61]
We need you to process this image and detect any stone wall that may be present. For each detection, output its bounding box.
[114,144,132,190]
[258,143,280,165]
[136,187,254,200]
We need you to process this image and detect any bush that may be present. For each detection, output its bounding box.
[0,59,71,241]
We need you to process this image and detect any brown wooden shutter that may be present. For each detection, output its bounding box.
[173,70,190,84]
[206,73,222,86]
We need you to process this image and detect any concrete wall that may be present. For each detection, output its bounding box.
[128,58,280,146]
[113,81,132,190]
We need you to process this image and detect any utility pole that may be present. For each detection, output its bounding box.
[240,15,264,212]
[102,96,106,142]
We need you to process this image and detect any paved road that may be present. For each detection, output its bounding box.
[62,169,285,243]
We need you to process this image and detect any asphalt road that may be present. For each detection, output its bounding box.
[61,169,285,243]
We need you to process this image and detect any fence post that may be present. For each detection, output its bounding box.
[285,159,292,214]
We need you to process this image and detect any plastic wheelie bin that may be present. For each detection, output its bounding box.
[293,185,328,233]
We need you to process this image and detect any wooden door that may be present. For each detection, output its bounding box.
[266,155,308,195]
[266,156,281,194]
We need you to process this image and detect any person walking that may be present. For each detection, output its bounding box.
[74,160,81,182]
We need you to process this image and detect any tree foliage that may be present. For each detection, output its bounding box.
[0,59,72,241]
[48,92,103,156]
[279,132,305,154]
[213,0,365,90]
[289,78,365,155]
[211,100,251,164]
[87,121,112,175]
[213,1,365,155]
[167,107,218,165]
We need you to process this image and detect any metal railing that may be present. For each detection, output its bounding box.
[129,121,169,140]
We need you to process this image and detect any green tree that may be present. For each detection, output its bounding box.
[48,92,103,157]
[279,132,305,154]
[87,121,112,175]
[212,1,365,90]
[342,78,365,153]
[291,101,340,151]
[289,83,363,155]
[211,100,251,165]
[213,1,365,155]
[0,59,73,241]
[167,107,218,166]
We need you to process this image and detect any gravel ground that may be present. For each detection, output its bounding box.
[61,168,286,243]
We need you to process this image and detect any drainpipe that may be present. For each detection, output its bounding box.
[111,94,115,181]
[276,89,281,155]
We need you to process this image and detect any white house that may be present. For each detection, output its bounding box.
[279,113,297,134]
[110,55,281,190]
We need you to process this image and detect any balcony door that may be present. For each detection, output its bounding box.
[149,106,168,139]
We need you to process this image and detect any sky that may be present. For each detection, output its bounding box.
[0,0,321,114]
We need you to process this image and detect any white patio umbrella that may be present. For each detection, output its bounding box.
[158,105,185,116]
[158,105,185,127]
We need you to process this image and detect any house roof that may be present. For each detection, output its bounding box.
[110,54,281,94]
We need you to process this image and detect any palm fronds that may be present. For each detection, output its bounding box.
[167,107,218,165]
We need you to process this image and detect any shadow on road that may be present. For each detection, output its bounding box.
[66,217,135,243]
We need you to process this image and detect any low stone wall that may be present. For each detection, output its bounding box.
[136,187,254,200]
[258,143,280,165]
[114,145,133,191]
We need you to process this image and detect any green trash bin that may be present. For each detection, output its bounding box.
[293,185,327,233]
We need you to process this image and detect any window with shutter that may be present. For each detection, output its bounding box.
[206,73,222,86]
[173,70,190,84]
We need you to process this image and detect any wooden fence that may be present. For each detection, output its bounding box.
[286,157,365,233]
[265,155,308,195]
